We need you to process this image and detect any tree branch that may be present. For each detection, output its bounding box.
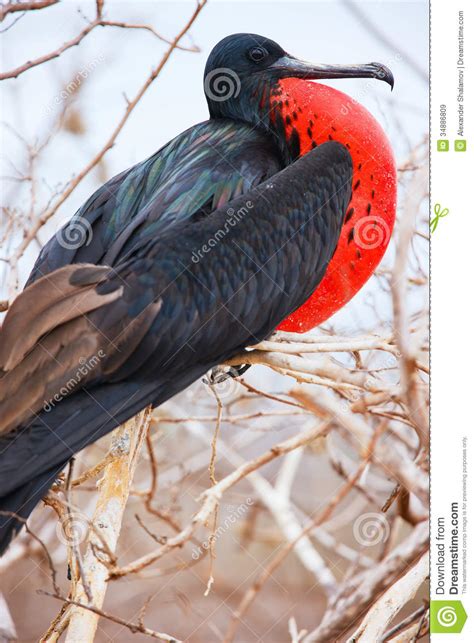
[0,0,58,22]
[61,408,151,642]
[10,0,207,262]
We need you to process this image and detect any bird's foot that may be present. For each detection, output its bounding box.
[203,364,250,386]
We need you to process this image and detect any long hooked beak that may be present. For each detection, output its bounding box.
[270,55,394,90]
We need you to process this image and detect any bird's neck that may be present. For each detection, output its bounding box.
[208,78,302,166]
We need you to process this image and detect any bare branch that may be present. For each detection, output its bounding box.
[349,551,428,641]
[39,591,180,642]
[302,522,428,642]
[109,419,331,578]
[0,0,58,22]
[9,0,208,262]
[64,408,151,642]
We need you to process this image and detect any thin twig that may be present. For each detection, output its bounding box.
[39,591,180,642]
[10,0,207,261]
[0,0,58,22]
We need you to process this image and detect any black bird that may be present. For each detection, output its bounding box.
[0,34,392,552]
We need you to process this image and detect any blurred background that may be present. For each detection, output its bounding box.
[0,1,429,641]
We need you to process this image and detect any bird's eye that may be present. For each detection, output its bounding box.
[248,46,268,63]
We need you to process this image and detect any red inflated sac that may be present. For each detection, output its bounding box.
[274,79,397,333]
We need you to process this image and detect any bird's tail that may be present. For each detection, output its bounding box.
[0,380,158,555]
[0,466,65,554]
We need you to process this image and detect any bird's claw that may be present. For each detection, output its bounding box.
[203,364,250,386]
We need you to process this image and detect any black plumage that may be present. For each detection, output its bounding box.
[0,30,394,552]
[28,121,283,282]
[0,142,351,551]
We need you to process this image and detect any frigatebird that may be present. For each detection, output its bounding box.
[0,34,394,552]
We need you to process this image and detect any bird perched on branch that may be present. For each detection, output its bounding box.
[0,33,395,552]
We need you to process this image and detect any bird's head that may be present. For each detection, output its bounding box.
[204,33,394,140]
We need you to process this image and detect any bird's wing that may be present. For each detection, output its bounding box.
[0,142,352,436]
[27,120,282,283]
